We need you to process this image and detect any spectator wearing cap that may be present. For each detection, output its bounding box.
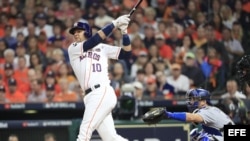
[166,63,190,99]
[130,50,148,79]
[11,13,27,38]
[27,79,46,103]
[35,12,54,39]
[2,25,18,50]
[0,85,9,104]
[3,63,16,86]
[94,5,114,28]
[143,77,163,100]
[133,81,144,100]
[154,33,173,62]
[45,84,61,102]
[181,52,205,89]
[6,78,26,103]
[45,70,61,94]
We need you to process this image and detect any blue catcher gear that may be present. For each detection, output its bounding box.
[186,88,211,112]
[69,22,92,38]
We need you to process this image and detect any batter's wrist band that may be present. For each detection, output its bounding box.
[166,112,186,122]
[122,34,130,46]
[102,23,115,36]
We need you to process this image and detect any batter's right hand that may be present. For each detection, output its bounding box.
[112,15,130,28]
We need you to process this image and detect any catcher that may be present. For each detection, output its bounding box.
[142,88,234,141]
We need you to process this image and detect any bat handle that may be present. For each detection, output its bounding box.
[129,8,136,17]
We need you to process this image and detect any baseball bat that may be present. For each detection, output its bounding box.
[128,0,143,17]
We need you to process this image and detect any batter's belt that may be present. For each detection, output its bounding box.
[85,84,100,95]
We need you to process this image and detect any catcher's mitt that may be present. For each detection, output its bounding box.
[142,107,166,124]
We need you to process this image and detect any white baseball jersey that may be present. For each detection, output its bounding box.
[68,41,128,141]
[196,106,234,141]
[68,42,121,91]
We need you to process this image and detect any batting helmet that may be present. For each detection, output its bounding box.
[186,88,211,112]
[236,55,250,85]
[69,22,92,38]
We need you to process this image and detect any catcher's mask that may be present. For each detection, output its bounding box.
[186,88,211,112]
[69,22,92,38]
[236,55,250,86]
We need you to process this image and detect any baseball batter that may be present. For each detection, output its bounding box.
[67,15,131,141]
[165,88,234,141]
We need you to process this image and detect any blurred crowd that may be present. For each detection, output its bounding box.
[0,0,250,105]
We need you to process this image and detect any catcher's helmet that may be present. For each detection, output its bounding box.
[186,88,211,112]
[236,55,250,85]
[69,22,92,38]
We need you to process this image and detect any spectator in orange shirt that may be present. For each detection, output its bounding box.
[0,85,9,104]
[14,56,30,95]
[56,78,78,102]
[57,62,77,88]
[6,78,26,103]
[154,34,173,62]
